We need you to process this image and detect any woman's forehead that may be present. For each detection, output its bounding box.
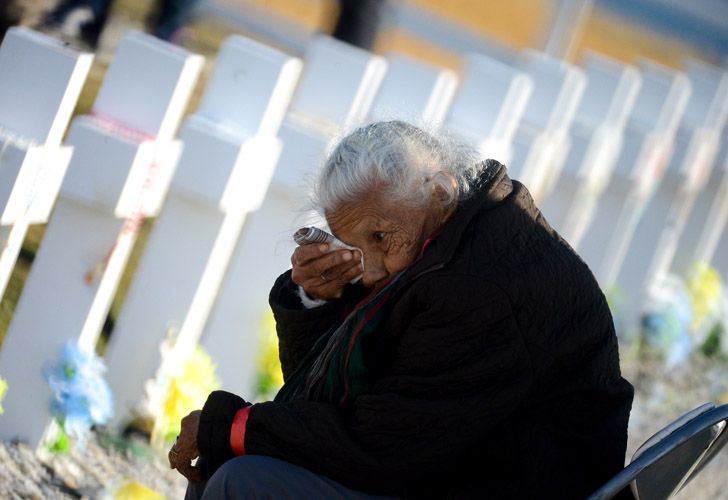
[327,204,384,232]
[326,197,404,233]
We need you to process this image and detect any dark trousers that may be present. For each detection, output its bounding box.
[185,455,399,500]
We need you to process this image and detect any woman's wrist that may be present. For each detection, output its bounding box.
[198,391,249,461]
[297,285,328,308]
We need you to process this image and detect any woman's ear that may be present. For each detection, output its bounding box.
[429,172,457,204]
[431,184,449,203]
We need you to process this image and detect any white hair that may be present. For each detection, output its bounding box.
[313,121,482,214]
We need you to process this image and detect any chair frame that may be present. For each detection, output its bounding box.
[588,403,728,500]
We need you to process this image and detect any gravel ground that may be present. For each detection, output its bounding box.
[0,432,187,499]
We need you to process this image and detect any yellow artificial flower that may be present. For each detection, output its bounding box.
[686,262,723,335]
[113,480,164,500]
[0,376,7,415]
[158,347,220,443]
[255,309,284,400]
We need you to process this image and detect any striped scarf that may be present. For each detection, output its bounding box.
[275,272,405,406]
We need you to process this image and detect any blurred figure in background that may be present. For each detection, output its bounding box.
[332,0,385,50]
[3,0,385,51]
[0,1,23,41]
[1,0,48,41]
[39,0,200,49]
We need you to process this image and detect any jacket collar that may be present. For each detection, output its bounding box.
[407,160,513,275]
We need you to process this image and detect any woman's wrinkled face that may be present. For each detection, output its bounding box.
[326,191,442,290]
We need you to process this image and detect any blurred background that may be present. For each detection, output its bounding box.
[0,0,727,498]
[3,0,728,110]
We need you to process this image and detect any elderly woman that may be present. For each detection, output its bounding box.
[170,121,633,499]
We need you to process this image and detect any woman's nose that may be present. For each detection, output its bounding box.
[362,262,387,287]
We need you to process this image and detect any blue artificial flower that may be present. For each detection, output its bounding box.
[44,342,114,440]
[641,275,694,367]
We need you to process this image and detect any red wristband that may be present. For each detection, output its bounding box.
[230,406,251,456]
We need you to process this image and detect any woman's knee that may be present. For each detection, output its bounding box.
[202,456,281,499]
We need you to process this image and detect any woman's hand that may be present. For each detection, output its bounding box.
[168,410,203,482]
[291,244,363,300]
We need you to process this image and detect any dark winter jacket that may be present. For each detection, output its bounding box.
[198,160,634,499]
